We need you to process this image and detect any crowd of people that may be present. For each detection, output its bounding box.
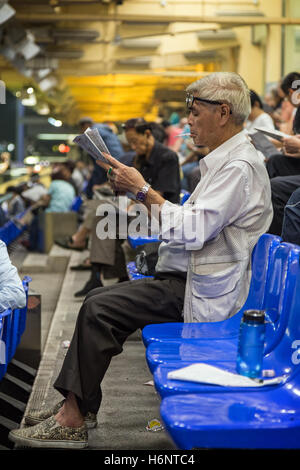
[1,69,300,449]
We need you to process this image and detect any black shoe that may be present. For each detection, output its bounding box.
[74,278,103,297]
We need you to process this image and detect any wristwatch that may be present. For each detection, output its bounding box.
[136,183,151,202]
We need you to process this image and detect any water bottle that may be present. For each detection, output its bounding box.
[236,309,266,378]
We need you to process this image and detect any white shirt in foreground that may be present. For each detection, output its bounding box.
[156,130,272,322]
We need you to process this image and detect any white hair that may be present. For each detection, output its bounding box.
[186,72,251,125]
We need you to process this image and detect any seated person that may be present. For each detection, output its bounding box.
[245,89,275,134]
[268,135,300,235]
[9,72,272,449]
[266,72,300,178]
[281,186,300,244]
[0,240,26,311]
[43,162,76,213]
[5,185,26,217]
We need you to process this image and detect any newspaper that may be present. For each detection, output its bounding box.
[167,363,284,388]
[73,127,111,164]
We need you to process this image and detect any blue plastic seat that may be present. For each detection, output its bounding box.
[142,234,281,347]
[0,308,12,381]
[160,382,300,449]
[146,242,300,373]
[159,265,300,449]
[7,275,32,363]
[127,191,190,251]
[180,190,190,205]
[71,196,83,212]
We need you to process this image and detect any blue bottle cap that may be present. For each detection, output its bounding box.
[243,309,265,323]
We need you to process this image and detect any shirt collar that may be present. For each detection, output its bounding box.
[200,129,248,174]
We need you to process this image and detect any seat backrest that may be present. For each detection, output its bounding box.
[242,234,282,311]
[269,249,300,375]
[263,242,300,355]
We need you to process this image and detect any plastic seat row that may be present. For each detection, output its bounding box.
[0,276,31,381]
[141,234,300,449]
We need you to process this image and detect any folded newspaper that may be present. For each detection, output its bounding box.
[73,127,111,165]
[167,363,284,387]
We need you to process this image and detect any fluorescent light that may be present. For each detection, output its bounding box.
[22,94,37,106]
[39,76,57,91]
[37,133,77,140]
[48,117,63,128]
[0,3,15,25]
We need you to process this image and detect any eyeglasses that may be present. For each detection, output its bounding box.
[186,92,232,113]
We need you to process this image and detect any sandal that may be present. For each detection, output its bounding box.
[55,236,87,251]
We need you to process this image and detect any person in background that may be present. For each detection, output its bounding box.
[268,135,300,235]
[5,186,25,217]
[245,90,275,134]
[43,162,76,213]
[264,86,283,129]
[281,186,300,244]
[0,240,26,312]
[266,72,300,179]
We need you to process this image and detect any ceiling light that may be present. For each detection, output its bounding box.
[0,2,15,25]
[39,76,57,92]
[48,117,62,127]
[14,32,41,60]
[22,94,37,107]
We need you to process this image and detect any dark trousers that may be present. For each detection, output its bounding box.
[281,187,300,244]
[268,175,300,235]
[266,154,300,179]
[54,274,186,415]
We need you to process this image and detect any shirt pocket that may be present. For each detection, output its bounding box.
[191,263,241,299]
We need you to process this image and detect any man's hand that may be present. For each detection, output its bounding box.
[282,135,300,158]
[96,153,146,195]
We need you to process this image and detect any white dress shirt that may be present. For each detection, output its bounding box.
[156,129,273,322]
[0,240,26,312]
[245,112,275,134]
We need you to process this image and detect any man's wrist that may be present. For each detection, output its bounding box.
[135,183,151,202]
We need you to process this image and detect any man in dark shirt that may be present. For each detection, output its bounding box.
[124,118,181,204]
[74,118,181,296]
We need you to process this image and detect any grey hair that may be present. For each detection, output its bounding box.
[186,72,251,125]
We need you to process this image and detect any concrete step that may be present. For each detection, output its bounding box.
[20,246,89,273]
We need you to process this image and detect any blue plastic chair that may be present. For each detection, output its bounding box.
[0,308,12,381]
[127,191,190,251]
[71,196,83,212]
[7,276,32,362]
[159,264,300,449]
[180,190,190,205]
[142,234,281,347]
[146,242,300,374]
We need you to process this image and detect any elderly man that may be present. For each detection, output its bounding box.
[9,72,272,449]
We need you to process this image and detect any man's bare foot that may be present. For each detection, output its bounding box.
[54,393,85,428]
